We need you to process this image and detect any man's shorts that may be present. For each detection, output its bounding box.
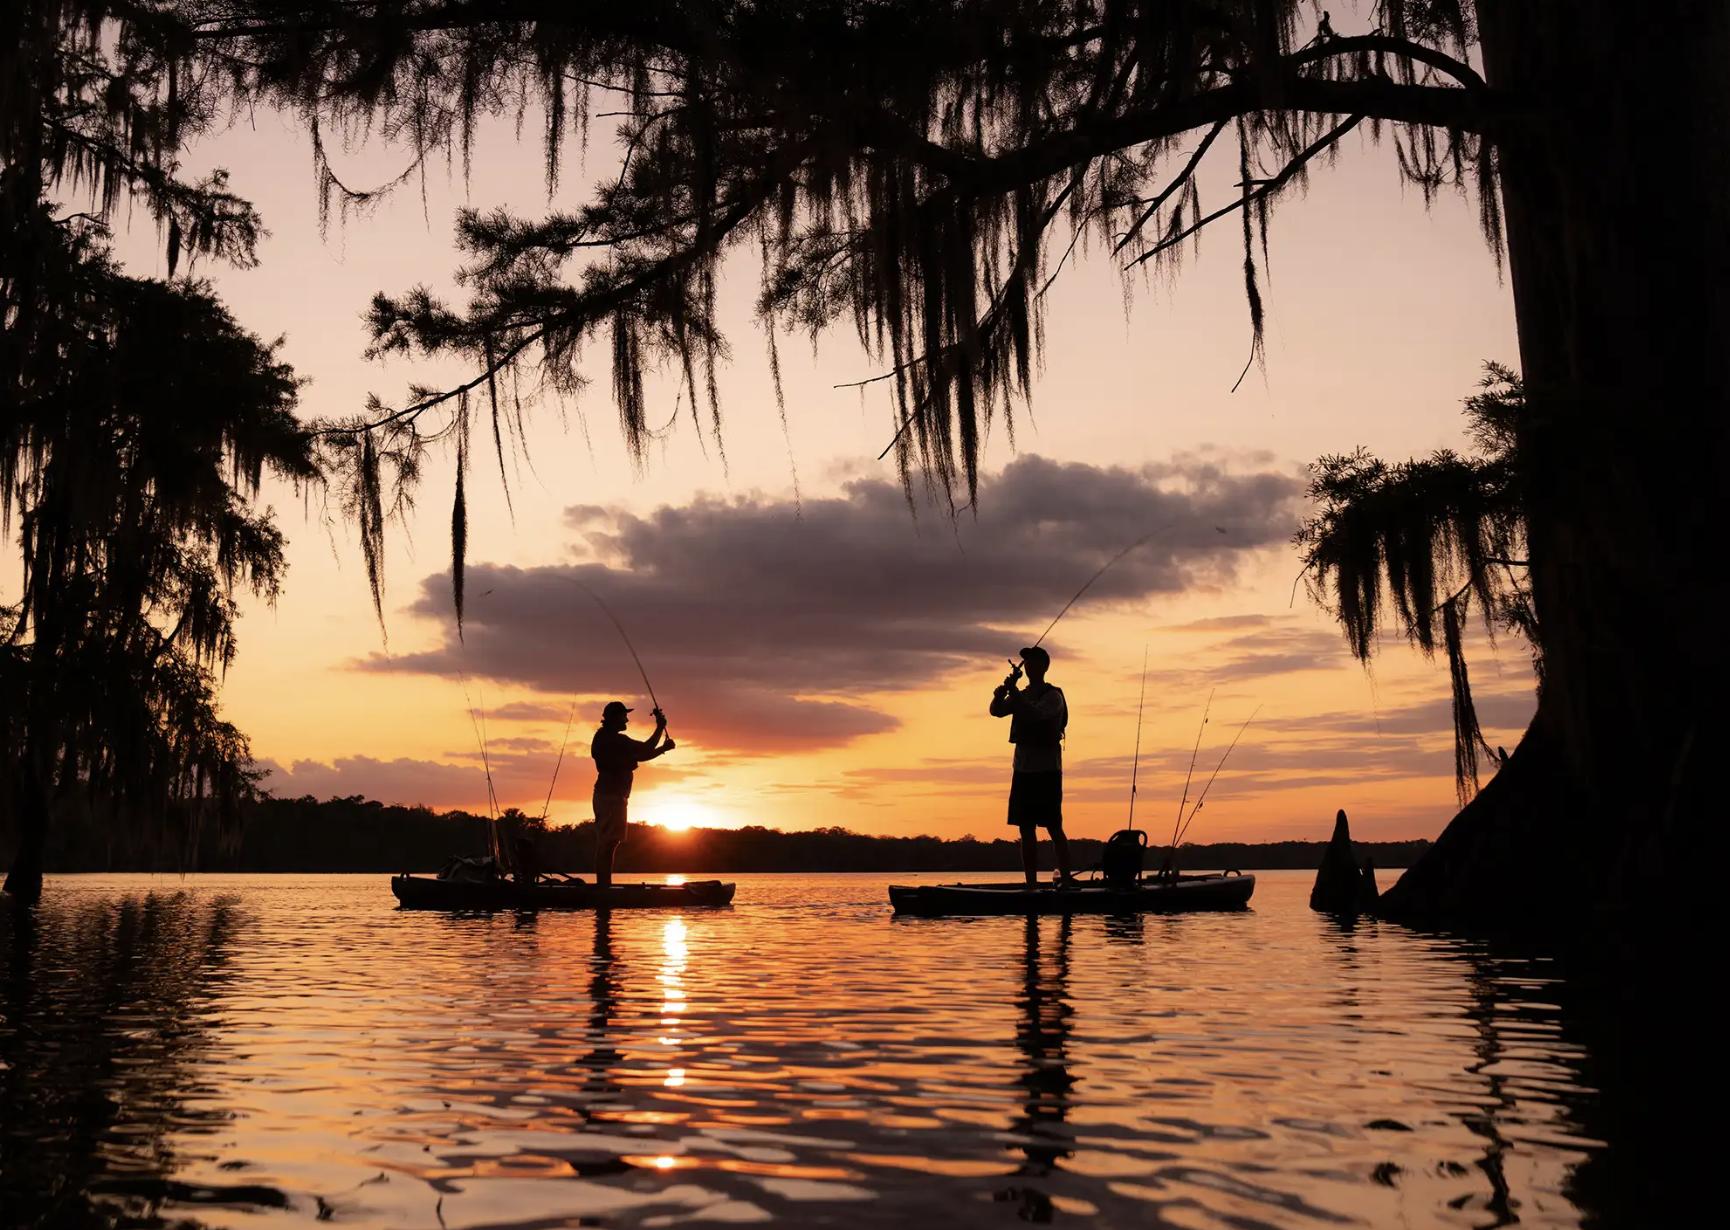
[594,794,630,844]
[1006,770,1064,831]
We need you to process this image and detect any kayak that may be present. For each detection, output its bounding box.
[888,872,1255,916]
[391,874,736,911]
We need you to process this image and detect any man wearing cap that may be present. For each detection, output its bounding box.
[990,647,1074,888]
[590,701,675,887]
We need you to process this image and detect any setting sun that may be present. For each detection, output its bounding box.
[642,796,725,832]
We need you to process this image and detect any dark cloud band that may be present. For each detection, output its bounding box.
[363,454,1303,753]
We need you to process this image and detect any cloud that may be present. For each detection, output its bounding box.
[363,454,1304,753]
[1159,613,1278,632]
[1299,689,1535,740]
[261,755,502,809]
[486,701,573,722]
[1137,620,1351,694]
[815,678,1536,811]
[259,748,707,814]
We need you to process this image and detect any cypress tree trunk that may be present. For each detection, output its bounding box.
[2,758,49,906]
[1384,2,1728,931]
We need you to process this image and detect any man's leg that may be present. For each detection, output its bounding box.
[1019,824,1040,887]
[1050,824,1073,884]
[595,797,625,887]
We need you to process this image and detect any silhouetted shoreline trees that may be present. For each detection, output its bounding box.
[29,794,1431,875]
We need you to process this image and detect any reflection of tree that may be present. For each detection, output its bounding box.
[1317,912,1369,1027]
[1000,915,1075,1223]
[0,893,277,1227]
[1318,918,1520,1225]
[1450,945,1692,1230]
[1456,951,1519,1229]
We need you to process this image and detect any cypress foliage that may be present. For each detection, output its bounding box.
[1296,364,1532,802]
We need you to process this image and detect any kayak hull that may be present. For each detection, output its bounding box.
[391,875,736,911]
[888,873,1255,916]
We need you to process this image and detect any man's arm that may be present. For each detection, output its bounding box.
[989,682,1019,718]
[636,709,675,759]
[1023,687,1065,723]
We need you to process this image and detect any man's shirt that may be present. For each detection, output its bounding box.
[591,728,655,798]
[990,682,1068,773]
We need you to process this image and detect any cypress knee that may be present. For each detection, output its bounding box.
[1357,858,1381,912]
[1311,809,1366,913]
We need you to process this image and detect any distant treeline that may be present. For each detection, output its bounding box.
[28,794,1430,874]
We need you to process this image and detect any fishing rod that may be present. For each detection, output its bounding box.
[1127,643,1149,832]
[1171,690,1214,849]
[1172,705,1261,849]
[571,577,662,713]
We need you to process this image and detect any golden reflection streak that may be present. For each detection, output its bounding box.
[660,917,689,1084]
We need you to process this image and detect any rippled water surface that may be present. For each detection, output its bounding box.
[1,872,1641,1228]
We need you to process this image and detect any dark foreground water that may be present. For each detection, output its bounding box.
[0,873,1658,1228]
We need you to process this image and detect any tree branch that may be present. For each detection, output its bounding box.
[1112,118,1227,254]
[315,143,803,441]
[1125,113,1364,269]
[862,70,1511,197]
[1288,34,1490,92]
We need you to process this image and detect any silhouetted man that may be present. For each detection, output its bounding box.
[590,700,675,887]
[991,647,1073,888]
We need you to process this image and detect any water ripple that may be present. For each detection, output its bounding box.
[0,873,1626,1228]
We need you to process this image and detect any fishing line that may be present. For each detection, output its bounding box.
[1173,705,1261,849]
[537,698,581,823]
[1127,643,1149,831]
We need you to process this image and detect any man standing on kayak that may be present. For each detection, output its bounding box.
[990,647,1074,888]
[590,700,675,887]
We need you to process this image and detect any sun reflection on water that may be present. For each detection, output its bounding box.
[660,917,689,1076]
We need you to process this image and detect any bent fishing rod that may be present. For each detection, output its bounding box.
[570,577,662,714]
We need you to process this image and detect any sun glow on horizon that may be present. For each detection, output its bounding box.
[641,795,728,832]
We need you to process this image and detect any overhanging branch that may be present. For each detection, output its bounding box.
[1125,113,1364,269]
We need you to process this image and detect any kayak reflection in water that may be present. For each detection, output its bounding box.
[990,646,1074,888]
[590,700,676,887]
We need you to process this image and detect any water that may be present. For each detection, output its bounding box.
[0,872,1644,1228]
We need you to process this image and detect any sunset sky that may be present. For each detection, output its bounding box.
[103,101,1534,844]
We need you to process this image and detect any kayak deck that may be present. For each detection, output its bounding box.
[889,873,1254,916]
[391,875,735,911]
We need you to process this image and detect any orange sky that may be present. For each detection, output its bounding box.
[99,99,1532,844]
